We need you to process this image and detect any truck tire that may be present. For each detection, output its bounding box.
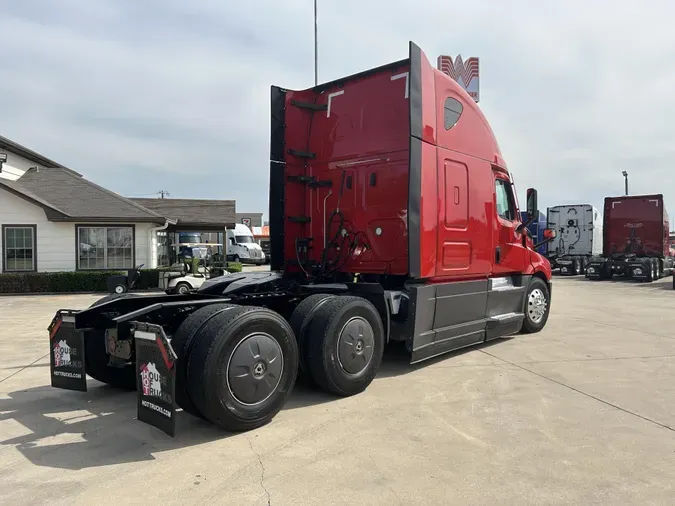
[520,277,550,334]
[572,257,581,276]
[645,260,656,282]
[174,281,192,294]
[655,259,662,279]
[170,303,237,418]
[186,306,298,432]
[599,263,612,280]
[305,296,385,397]
[84,293,140,390]
[289,293,337,380]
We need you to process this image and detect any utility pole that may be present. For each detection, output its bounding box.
[621,171,628,196]
[314,0,318,86]
[158,190,170,199]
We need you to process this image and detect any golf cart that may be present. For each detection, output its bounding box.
[162,243,227,294]
[106,264,144,294]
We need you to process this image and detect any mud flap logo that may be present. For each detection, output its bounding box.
[135,325,176,437]
[53,340,71,367]
[139,362,162,397]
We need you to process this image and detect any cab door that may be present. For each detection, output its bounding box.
[491,171,530,276]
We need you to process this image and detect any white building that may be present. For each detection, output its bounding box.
[0,135,235,274]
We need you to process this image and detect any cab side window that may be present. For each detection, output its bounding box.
[495,179,515,221]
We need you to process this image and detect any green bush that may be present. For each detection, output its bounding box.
[0,271,123,294]
[226,261,243,273]
[0,264,245,294]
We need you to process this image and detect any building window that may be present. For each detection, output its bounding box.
[77,226,134,270]
[494,179,516,221]
[2,225,37,272]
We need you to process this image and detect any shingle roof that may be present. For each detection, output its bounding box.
[3,167,164,223]
[131,198,236,228]
[0,177,68,216]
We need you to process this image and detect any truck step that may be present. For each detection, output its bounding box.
[287,175,314,183]
[288,216,311,224]
[486,312,524,328]
[291,99,328,111]
[286,175,333,188]
[287,149,316,159]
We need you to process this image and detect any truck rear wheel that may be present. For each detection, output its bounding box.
[289,293,337,380]
[305,296,385,397]
[84,293,139,390]
[572,257,582,275]
[521,277,550,334]
[186,306,298,432]
[170,303,237,418]
[645,260,656,282]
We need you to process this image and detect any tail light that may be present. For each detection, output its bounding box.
[543,229,556,239]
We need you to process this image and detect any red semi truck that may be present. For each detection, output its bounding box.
[47,42,553,435]
[586,194,674,281]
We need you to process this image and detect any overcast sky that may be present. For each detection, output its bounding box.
[1,0,674,226]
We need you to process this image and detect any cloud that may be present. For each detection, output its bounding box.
[0,0,674,225]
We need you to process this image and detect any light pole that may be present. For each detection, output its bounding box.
[314,0,318,86]
[621,170,628,195]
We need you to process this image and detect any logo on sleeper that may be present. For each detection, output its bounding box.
[437,54,480,102]
[53,340,71,367]
[140,362,162,398]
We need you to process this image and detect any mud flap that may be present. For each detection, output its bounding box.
[48,310,87,392]
[132,322,177,437]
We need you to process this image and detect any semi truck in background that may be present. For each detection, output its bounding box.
[520,211,547,254]
[46,41,554,435]
[586,194,674,281]
[546,204,603,275]
[225,224,266,264]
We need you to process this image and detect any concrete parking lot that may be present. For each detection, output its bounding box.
[1,276,674,505]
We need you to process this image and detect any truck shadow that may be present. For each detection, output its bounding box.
[376,339,503,378]
[0,341,498,470]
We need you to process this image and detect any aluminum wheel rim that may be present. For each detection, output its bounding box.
[178,285,189,294]
[337,316,375,375]
[527,288,547,324]
[226,332,283,406]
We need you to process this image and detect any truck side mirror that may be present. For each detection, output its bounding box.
[526,188,538,220]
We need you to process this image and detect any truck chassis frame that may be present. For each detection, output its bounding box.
[48,271,551,436]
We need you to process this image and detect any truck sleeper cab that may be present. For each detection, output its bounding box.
[47,42,553,436]
[546,204,603,276]
[586,194,674,281]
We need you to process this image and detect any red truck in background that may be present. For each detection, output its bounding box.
[46,41,554,435]
[586,194,674,282]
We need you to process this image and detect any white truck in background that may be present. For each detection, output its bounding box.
[226,224,266,264]
[546,204,603,275]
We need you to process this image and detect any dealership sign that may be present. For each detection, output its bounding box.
[437,55,480,103]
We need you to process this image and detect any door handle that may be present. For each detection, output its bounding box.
[495,246,501,264]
